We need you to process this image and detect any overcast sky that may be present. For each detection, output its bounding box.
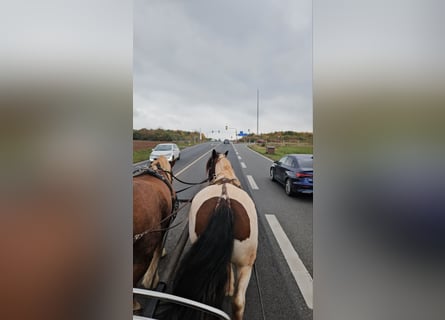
[134,0,312,140]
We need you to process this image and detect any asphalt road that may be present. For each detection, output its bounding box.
[134,142,313,320]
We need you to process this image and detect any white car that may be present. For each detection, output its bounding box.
[149,143,181,162]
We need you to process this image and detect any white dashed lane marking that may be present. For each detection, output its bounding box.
[265,214,313,309]
[246,175,259,190]
[241,162,247,168]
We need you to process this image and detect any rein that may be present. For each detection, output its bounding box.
[159,168,209,186]
[133,154,240,244]
[133,198,193,244]
[253,263,267,320]
[158,167,210,201]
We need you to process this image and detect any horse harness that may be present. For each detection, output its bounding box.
[209,154,242,189]
[133,165,179,244]
[208,159,267,320]
[133,165,178,210]
[133,157,242,243]
[215,181,231,209]
[211,177,241,188]
[211,177,243,212]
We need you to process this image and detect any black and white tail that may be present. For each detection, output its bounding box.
[160,199,234,320]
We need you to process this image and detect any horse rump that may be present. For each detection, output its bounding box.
[159,199,234,320]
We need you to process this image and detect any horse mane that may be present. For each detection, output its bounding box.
[205,156,213,173]
[151,156,171,172]
[206,150,229,182]
[150,156,174,183]
[207,150,241,188]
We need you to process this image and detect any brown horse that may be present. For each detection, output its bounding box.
[133,156,176,309]
[163,150,258,320]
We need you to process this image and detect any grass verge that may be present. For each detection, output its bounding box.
[133,149,151,163]
[248,144,313,161]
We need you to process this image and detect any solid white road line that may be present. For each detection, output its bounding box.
[265,214,313,309]
[246,175,259,190]
[175,149,213,177]
[245,146,274,162]
[241,162,247,168]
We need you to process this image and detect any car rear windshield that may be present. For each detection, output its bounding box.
[154,145,172,151]
[296,158,313,169]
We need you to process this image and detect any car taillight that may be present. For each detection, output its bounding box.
[296,173,312,178]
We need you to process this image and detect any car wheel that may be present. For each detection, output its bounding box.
[285,179,294,196]
[270,168,276,181]
[177,154,180,160]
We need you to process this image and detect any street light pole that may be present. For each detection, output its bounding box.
[257,88,259,135]
[230,127,237,142]
[227,126,237,142]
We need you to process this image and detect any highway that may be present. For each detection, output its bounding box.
[134,141,313,320]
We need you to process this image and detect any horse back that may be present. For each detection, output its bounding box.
[133,175,173,232]
[189,184,258,250]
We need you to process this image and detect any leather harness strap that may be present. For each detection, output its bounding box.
[133,166,179,244]
[211,177,242,189]
[215,181,231,209]
[133,166,177,213]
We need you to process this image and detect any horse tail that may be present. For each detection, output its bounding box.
[160,199,234,320]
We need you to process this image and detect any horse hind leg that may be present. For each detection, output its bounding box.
[141,245,162,289]
[232,265,253,320]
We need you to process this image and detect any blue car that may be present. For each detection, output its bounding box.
[270,154,313,196]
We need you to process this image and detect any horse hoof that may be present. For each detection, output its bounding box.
[226,286,235,297]
[225,282,235,297]
[225,290,234,297]
[133,300,142,311]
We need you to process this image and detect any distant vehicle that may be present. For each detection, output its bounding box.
[270,154,313,196]
[149,143,180,162]
[223,139,230,144]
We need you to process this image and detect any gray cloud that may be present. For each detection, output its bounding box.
[134,0,312,138]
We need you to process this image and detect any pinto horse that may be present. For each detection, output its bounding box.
[164,149,258,320]
[133,156,176,309]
